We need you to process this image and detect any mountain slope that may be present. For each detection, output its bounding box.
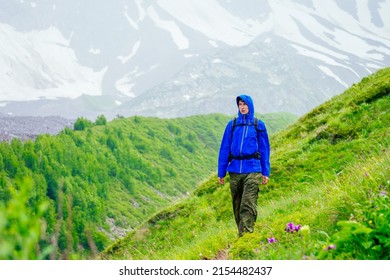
[101,67,390,260]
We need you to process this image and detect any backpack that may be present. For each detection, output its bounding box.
[228,116,263,162]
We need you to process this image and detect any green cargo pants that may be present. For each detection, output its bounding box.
[229,172,261,236]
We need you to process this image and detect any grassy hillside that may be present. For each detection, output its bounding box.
[0,111,295,260]
[102,67,389,260]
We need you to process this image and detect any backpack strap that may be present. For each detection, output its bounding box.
[231,116,261,137]
[228,152,261,161]
[230,117,237,140]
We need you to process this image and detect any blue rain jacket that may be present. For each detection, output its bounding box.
[218,95,270,178]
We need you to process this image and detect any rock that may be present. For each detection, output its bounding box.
[0,113,75,142]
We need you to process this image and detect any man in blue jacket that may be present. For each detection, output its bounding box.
[218,95,270,237]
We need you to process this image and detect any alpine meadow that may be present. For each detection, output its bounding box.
[0,67,389,260]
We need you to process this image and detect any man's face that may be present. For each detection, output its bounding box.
[238,100,249,115]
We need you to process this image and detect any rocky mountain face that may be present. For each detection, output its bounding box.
[0,113,74,142]
[117,33,379,118]
[0,0,389,120]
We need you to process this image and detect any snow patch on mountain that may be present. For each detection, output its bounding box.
[269,0,389,62]
[0,23,105,101]
[156,0,268,46]
[291,44,360,77]
[117,41,141,64]
[89,47,101,55]
[318,65,349,87]
[147,6,189,50]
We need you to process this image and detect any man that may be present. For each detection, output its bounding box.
[218,94,270,237]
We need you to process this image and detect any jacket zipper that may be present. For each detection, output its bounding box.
[239,115,247,173]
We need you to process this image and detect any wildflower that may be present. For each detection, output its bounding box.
[324,244,337,251]
[379,190,387,196]
[267,237,277,244]
[285,222,295,233]
[285,222,301,233]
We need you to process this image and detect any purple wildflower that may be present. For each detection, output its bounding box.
[285,222,295,233]
[285,222,302,233]
[294,224,302,231]
[324,244,337,251]
[267,237,277,244]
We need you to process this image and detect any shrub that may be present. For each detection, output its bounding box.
[95,115,107,126]
[74,117,93,131]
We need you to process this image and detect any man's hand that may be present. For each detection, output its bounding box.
[262,176,269,185]
[218,177,225,184]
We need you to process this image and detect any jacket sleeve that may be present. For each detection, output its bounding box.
[218,121,233,178]
[257,121,271,177]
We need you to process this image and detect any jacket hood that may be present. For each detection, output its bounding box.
[236,94,255,120]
